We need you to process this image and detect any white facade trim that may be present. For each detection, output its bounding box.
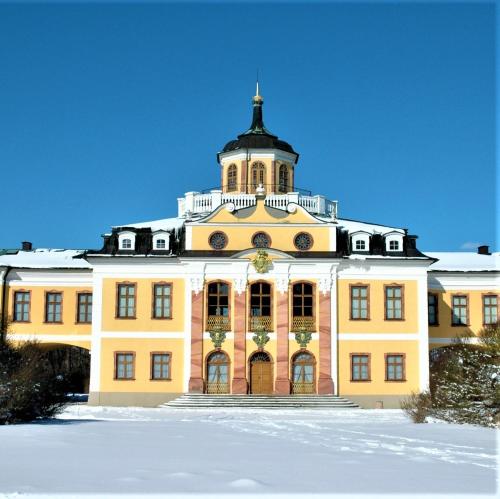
[7,334,91,342]
[89,274,103,392]
[338,333,420,341]
[429,337,480,345]
[331,269,339,395]
[417,273,430,391]
[183,277,192,392]
[100,332,186,339]
[118,231,136,250]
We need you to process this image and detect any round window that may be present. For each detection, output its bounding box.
[294,232,313,251]
[252,232,271,248]
[209,232,228,250]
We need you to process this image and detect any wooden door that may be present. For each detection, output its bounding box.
[251,359,273,394]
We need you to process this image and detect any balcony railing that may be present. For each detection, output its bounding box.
[206,382,230,394]
[178,190,337,219]
[291,382,316,395]
[207,315,231,332]
[249,316,273,332]
[291,316,316,332]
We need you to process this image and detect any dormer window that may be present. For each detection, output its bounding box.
[385,233,404,252]
[389,240,399,251]
[355,240,366,251]
[152,231,170,251]
[351,232,370,253]
[118,231,136,251]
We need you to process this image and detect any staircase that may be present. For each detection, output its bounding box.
[161,394,359,409]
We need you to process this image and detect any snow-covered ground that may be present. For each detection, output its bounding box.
[0,405,497,499]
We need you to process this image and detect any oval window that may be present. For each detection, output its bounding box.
[252,232,271,248]
[209,232,228,250]
[294,232,313,251]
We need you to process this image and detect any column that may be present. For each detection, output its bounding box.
[241,160,248,193]
[275,279,290,394]
[232,285,248,393]
[318,280,334,394]
[188,288,204,393]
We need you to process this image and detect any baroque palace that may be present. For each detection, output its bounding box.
[1,87,498,408]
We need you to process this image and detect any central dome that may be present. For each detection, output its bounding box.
[219,89,298,158]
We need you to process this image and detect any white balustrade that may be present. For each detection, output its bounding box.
[178,190,338,218]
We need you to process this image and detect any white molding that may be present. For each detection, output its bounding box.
[203,332,236,340]
[233,276,248,295]
[7,333,91,342]
[288,332,319,341]
[338,333,420,341]
[118,231,136,251]
[329,227,337,251]
[429,337,480,345]
[89,274,103,392]
[330,272,338,395]
[100,332,185,339]
[183,277,192,392]
[318,276,332,295]
[185,226,193,251]
[417,274,430,391]
[152,232,170,251]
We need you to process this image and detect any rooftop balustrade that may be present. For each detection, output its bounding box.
[178,189,337,219]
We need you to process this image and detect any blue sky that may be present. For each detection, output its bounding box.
[0,2,496,252]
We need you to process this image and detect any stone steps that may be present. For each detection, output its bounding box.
[162,394,359,409]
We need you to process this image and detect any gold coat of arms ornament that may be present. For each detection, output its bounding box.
[252,250,272,274]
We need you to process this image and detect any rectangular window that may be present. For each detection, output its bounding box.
[45,292,62,323]
[153,284,172,319]
[482,295,497,325]
[77,293,92,323]
[428,293,438,326]
[452,295,468,326]
[115,352,135,380]
[385,285,403,320]
[350,354,370,381]
[117,284,136,318]
[350,285,369,320]
[385,354,405,381]
[13,291,30,322]
[151,352,171,380]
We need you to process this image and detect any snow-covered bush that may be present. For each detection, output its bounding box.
[403,324,499,428]
[0,340,69,425]
[401,391,432,423]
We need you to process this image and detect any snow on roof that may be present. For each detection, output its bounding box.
[425,252,499,272]
[336,218,404,235]
[0,249,91,269]
[113,217,185,233]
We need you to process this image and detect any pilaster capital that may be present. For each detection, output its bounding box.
[276,276,289,295]
[190,276,205,295]
[233,277,248,295]
[319,276,332,295]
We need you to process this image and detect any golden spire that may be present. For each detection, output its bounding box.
[253,75,263,104]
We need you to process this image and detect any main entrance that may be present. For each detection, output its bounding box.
[249,351,273,394]
[291,351,316,394]
[206,351,230,394]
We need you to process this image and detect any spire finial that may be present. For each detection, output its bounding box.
[253,71,263,104]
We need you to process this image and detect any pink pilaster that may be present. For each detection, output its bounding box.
[188,290,205,393]
[232,289,248,393]
[275,290,290,394]
[318,292,334,394]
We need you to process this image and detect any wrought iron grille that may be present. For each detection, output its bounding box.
[206,382,230,394]
[207,315,231,331]
[291,382,315,394]
[291,316,316,332]
[249,316,273,332]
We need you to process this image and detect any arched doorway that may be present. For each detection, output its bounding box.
[206,351,230,394]
[249,351,273,394]
[291,351,316,394]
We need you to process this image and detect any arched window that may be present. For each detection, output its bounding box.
[227,164,237,192]
[207,282,230,331]
[291,282,315,332]
[278,164,289,193]
[206,351,230,394]
[249,282,272,331]
[251,162,266,191]
[291,351,316,394]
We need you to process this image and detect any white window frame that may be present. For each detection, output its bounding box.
[153,231,170,251]
[351,232,370,252]
[385,232,404,252]
[118,231,136,251]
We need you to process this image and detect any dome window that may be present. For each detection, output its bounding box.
[294,232,313,251]
[385,233,404,252]
[156,239,166,250]
[152,231,170,251]
[355,240,366,251]
[350,232,370,253]
[252,232,271,248]
[251,162,266,191]
[278,164,289,193]
[227,164,237,192]
[209,231,228,250]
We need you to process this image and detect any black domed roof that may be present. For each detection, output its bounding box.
[219,92,298,159]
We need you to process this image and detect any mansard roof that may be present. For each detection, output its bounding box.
[0,249,90,269]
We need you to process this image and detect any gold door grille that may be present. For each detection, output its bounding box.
[206,382,229,394]
[291,382,315,394]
